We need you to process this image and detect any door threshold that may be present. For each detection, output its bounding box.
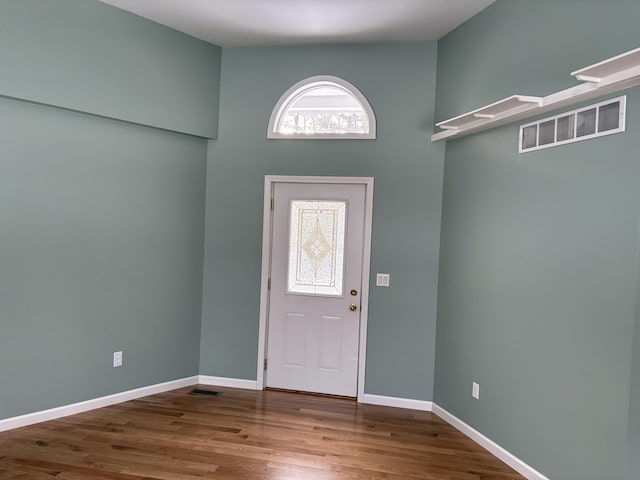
[265,387,356,401]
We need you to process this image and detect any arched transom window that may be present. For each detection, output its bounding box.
[268,75,376,139]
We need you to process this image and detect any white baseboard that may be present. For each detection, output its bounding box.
[0,375,259,433]
[0,376,199,433]
[198,375,259,390]
[0,376,548,480]
[361,393,433,411]
[432,403,550,480]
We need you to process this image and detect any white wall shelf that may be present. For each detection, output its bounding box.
[436,95,542,131]
[572,46,640,83]
[432,46,640,142]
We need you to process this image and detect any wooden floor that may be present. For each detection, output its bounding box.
[0,386,525,479]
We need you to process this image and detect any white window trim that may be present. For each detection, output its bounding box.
[267,75,377,140]
[519,96,626,153]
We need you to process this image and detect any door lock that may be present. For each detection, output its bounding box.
[349,304,358,312]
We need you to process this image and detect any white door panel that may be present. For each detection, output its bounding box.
[318,315,342,371]
[283,313,306,367]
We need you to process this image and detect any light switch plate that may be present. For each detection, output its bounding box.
[376,273,390,287]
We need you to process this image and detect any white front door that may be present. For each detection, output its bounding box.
[266,181,366,397]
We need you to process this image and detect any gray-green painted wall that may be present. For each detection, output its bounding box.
[434,1,640,479]
[4,1,639,478]
[434,0,640,122]
[200,43,444,400]
[0,1,217,420]
[0,0,221,138]
[628,252,640,478]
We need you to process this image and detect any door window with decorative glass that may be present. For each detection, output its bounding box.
[287,200,346,297]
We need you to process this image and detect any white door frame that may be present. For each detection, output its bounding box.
[256,175,374,402]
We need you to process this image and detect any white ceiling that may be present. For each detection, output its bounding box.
[99,0,495,47]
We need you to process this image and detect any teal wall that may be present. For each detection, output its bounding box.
[434,0,640,122]
[0,0,221,138]
[3,1,639,478]
[200,43,445,400]
[0,1,218,420]
[627,242,640,479]
[434,1,640,479]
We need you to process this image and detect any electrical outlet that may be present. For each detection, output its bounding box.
[113,351,123,368]
[472,382,480,400]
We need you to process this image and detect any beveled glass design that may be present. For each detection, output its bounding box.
[288,200,346,296]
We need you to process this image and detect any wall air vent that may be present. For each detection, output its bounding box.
[519,96,626,153]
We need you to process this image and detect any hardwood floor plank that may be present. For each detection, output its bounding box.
[0,387,525,479]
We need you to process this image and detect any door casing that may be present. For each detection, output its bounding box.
[257,175,374,402]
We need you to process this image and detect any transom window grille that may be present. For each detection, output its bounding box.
[519,96,626,153]
[268,75,376,139]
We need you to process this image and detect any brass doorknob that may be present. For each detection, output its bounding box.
[349,304,358,311]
